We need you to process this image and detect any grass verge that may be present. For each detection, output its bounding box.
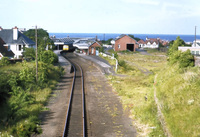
[101,51,167,136]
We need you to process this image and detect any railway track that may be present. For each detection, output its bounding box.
[62,53,87,137]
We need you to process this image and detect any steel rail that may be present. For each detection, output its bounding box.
[62,60,76,137]
[62,54,86,137]
[73,62,86,137]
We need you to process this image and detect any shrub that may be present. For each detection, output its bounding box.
[41,50,58,64]
[168,36,194,68]
[23,47,36,60]
[19,62,36,90]
[0,57,10,66]
[11,116,42,137]
[168,50,194,68]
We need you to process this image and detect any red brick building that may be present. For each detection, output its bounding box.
[88,41,102,55]
[114,34,139,52]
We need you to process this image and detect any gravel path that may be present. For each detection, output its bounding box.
[77,55,137,137]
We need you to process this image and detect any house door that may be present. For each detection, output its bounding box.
[127,44,134,51]
[91,47,94,54]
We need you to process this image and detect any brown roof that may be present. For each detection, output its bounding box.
[138,39,145,44]
[145,38,159,44]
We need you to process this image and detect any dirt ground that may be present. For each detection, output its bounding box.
[79,56,137,137]
[37,53,137,137]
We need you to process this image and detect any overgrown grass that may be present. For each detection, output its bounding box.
[119,53,167,73]
[101,51,167,136]
[0,61,63,137]
[156,65,200,136]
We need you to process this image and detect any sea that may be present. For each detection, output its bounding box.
[49,33,200,43]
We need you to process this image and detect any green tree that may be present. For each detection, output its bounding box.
[102,38,113,45]
[23,47,36,60]
[168,36,194,68]
[23,28,54,49]
[41,50,58,64]
[128,34,141,41]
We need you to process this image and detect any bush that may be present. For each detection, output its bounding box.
[41,50,58,64]
[0,57,10,66]
[168,50,194,68]
[11,116,42,137]
[23,47,36,60]
[168,36,194,68]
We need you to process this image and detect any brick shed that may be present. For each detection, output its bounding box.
[88,41,102,55]
[114,34,139,52]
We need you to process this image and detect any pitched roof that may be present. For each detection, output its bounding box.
[145,38,159,44]
[89,41,102,47]
[0,37,14,57]
[115,34,137,43]
[138,39,145,44]
[0,29,35,45]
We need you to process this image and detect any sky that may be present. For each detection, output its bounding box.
[0,0,200,34]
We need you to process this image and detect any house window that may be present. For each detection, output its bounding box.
[19,45,22,51]
[196,51,199,55]
[118,44,120,49]
[191,51,195,55]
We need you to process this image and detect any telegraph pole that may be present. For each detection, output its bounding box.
[195,26,197,47]
[35,25,38,82]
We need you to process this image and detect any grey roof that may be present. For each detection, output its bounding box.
[0,37,14,57]
[51,37,74,44]
[0,29,35,45]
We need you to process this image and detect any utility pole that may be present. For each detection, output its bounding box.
[195,26,197,47]
[35,25,38,82]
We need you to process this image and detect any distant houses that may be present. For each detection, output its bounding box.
[138,37,159,48]
[138,37,169,49]
[0,26,35,59]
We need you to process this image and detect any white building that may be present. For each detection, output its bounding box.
[138,38,159,48]
[178,39,200,55]
[0,26,35,59]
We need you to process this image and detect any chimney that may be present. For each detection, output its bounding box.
[0,26,2,31]
[13,26,18,40]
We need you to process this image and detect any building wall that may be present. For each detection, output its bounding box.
[114,35,138,51]
[88,42,101,55]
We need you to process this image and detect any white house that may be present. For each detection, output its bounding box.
[178,39,200,55]
[138,38,159,48]
[0,26,35,59]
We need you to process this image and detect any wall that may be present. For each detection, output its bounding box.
[114,35,138,51]
[89,42,101,55]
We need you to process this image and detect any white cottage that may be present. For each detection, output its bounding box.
[0,26,35,59]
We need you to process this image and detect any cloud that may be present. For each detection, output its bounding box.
[122,0,160,6]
